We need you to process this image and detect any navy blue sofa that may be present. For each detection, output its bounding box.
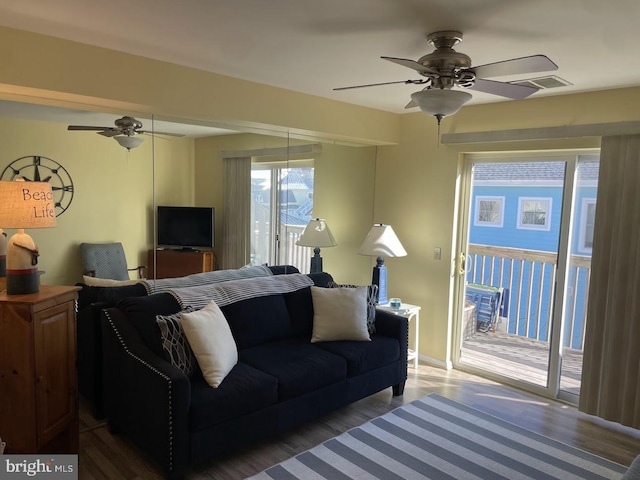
[76,281,149,418]
[100,272,408,479]
[76,265,301,418]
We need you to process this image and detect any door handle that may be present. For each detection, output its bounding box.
[458,252,466,276]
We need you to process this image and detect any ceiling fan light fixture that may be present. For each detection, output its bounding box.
[411,89,472,123]
[114,135,144,150]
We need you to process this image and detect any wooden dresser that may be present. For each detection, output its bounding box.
[147,249,215,279]
[0,285,80,453]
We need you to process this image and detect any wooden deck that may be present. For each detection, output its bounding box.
[460,331,583,396]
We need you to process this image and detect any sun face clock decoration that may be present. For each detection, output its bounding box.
[1,155,74,216]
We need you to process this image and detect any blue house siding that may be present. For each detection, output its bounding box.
[470,185,563,252]
[468,161,598,350]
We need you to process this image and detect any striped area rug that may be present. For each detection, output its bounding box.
[248,393,627,480]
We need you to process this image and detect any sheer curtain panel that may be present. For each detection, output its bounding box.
[222,157,251,269]
[579,134,640,428]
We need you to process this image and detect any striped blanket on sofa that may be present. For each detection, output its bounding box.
[141,265,273,294]
[168,273,314,310]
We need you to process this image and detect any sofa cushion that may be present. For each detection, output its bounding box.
[240,338,347,400]
[182,300,238,388]
[267,265,300,275]
[314,335,401,377]
[282,287,314,339]
[189,362,278,431]
[306,272,334,287]
[310,286,370,343]
[76,282,148,310]
[221,294,293,350]
[156,307,197,376]
[119,293,182,357]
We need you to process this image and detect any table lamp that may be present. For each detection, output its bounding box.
[296,218,337,273]
[0,179,57,294]
[358,224,407,304]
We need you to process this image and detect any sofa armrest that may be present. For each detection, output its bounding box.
[77,301,109,416]
[77,301,109,367]
[101,307,191,477]
[374,310,409,395]
[375,310,409,343]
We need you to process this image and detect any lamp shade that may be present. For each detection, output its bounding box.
[0,180,56,294]
[410,89,472,120]
[296,218,337,248]
[115,135,144,150]
[0,180,57,229]
[358,224,406,258]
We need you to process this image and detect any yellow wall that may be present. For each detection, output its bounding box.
[3,25,640,367]
[0,117,195,285]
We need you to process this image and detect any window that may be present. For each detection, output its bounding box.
[578,198,596,253]
[517,197,552,231]
[474,196,505,228]
[251,162,314,271]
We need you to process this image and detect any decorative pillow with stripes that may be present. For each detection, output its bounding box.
[156,306,197,376]
[327,282,378,334]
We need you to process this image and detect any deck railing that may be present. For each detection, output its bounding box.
[252,221,311,273]
[466,244,591,350]
[282,226,311,272]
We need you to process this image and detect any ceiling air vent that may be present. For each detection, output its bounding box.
[511,75,573,90]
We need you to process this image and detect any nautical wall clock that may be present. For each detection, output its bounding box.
[1,155,74,216]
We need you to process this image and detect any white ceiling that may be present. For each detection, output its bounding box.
[1,0,640,135]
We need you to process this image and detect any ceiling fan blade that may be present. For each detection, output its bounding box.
[381,56,439,76]
[472,55,558,79]
[67,125,109,131]
[98,129,120,137]
[138,130,185,137]
[405,99,418,109]
[468,78,538,99]
[334,79,427,91]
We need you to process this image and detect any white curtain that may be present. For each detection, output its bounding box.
[579,134,640,428]
[221,157,251,269]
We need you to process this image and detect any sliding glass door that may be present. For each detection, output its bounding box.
[250,162,314,271]
[558,158,599,399]
[455,153,599,402]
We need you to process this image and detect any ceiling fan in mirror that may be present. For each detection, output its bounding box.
[334,31,558,124]
[67,116,184,150]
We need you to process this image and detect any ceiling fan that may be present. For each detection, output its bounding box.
[334,31,558,123]
[67,116,185,150]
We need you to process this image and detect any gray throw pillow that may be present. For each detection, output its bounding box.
[327,282,378,334]
[156,306,197,376]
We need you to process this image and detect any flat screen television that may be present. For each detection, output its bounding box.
[157,206,214,250]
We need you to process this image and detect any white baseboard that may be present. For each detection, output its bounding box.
[418,354,453,370]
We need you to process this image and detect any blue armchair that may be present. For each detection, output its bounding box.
[80,242,146,280]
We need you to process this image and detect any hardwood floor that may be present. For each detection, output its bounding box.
[78,364,640,479]
[460,331,584,395]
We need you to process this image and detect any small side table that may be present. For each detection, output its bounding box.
[377,303,421,369]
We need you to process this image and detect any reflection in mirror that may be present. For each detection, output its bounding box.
[250,132,318,273]
[0,100,378,287]
[0,103,162,286]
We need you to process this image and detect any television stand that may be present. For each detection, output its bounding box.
[148,249,215,279]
